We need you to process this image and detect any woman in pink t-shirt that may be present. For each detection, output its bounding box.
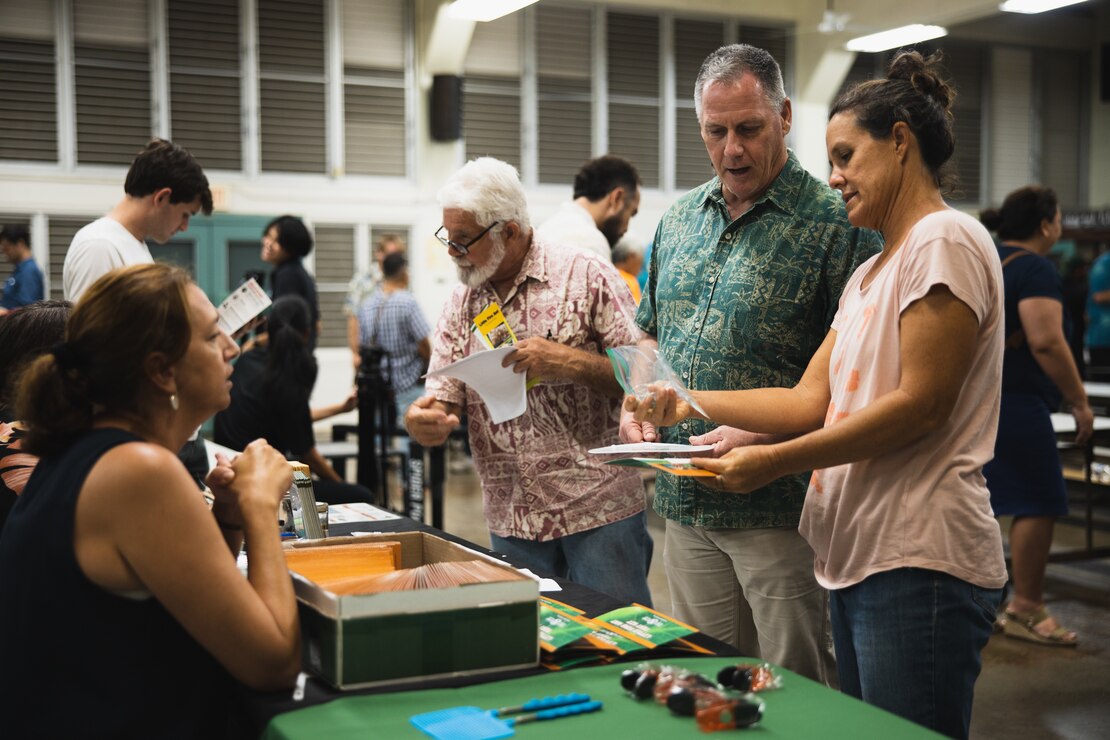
[628,51,1006,739]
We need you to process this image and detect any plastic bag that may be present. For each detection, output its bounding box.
[606,345,707,418]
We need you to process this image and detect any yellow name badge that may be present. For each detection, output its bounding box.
[472,302,518,349]
[472,303,540,389]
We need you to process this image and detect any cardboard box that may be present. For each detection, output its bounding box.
[287,532,540,689]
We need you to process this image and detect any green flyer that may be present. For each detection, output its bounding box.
[595,604,699,647]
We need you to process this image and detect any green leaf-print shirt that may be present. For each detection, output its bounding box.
[637,152,882,529]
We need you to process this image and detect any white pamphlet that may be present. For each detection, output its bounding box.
[424,346,527,424]
[588,442,716,455]
[217,278,271,336]
[328,502,402,523]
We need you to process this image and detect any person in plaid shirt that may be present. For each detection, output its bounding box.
[357,252,431,421]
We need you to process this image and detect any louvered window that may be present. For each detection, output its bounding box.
[167,0,241,171]
[674,18,724,190]
[738,24,790,87]
[990,47,1034,205]
[464,13,521,170]
[942,46,984,204]
[73,0,151,166]
[607,12,660,188]
[1038,49,1085,208]
[258,0,326,173]
[537,4,593,185]
[0,2,56,162]
[343,0,407,177]
[48,217,90,300]
[314,225,356,348]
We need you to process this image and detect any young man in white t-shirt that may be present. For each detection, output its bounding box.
[63,139,213,302]
[62,139,215,488]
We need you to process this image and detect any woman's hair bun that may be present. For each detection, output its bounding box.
[979,207,1002,232]
[888,51,954,112]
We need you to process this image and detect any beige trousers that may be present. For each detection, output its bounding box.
[663,519,837,687]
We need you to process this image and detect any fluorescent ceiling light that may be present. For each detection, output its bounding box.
[446,0,539,22]
[999,0,1087,13]
[846,24,947,53]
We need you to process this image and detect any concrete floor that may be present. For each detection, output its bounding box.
[383,447,1110,740]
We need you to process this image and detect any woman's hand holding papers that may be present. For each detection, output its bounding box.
[690,445,787,494]
[622,388,789,491]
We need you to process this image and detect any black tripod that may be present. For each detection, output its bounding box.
[355,345,395,507]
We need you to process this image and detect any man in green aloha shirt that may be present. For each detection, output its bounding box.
[621,44,881,685]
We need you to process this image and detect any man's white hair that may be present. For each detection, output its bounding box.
[437,157,531,232]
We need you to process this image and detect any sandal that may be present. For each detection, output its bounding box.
[1000,606,1078,647]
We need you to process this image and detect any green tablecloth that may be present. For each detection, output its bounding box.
[262,657,942,739]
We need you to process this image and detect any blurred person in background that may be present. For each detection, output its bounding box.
[537,154,641,261]
[981,185,1089,647]
[1086,247,1110,381]
[63,138,211,303]
[0,300,70,528]
[346,233,406,369]
[0,225,43,315]
[216,295,367,505]
[62,138,214,488]
[610,233,645,304]
[358,252,432,425]
[260,215,321,350]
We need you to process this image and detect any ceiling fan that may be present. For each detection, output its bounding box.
[783,0,877,40]
[817,0,852,33]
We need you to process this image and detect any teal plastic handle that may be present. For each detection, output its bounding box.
[533,700,603,721]
[520,693,591,712]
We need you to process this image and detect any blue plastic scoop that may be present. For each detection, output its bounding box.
[411,694,601,740]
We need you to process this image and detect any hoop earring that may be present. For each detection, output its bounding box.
[170,393,179,411]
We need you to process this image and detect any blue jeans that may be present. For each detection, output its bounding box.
[829,568,1001,739]
[393,384,424,424]
[489,511,653,607]
[393,384,425,457]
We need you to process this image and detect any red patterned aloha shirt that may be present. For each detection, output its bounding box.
[426,236,644,541]
[1,420,38,526]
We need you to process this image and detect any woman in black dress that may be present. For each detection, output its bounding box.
[262,215,321,347]
[982,185,1091,646]
[216,294,367,505]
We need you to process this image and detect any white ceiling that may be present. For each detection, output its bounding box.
[585,0,1107,50]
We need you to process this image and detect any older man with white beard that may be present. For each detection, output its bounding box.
[406,157,653,605]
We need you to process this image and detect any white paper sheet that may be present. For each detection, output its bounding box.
[517,568,562,592]
[588,442,716,455]
[327,502,402,523]
[217,278,271,336]
[424,346,527,424]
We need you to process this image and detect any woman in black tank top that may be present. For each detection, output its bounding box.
[0,263,301,739]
